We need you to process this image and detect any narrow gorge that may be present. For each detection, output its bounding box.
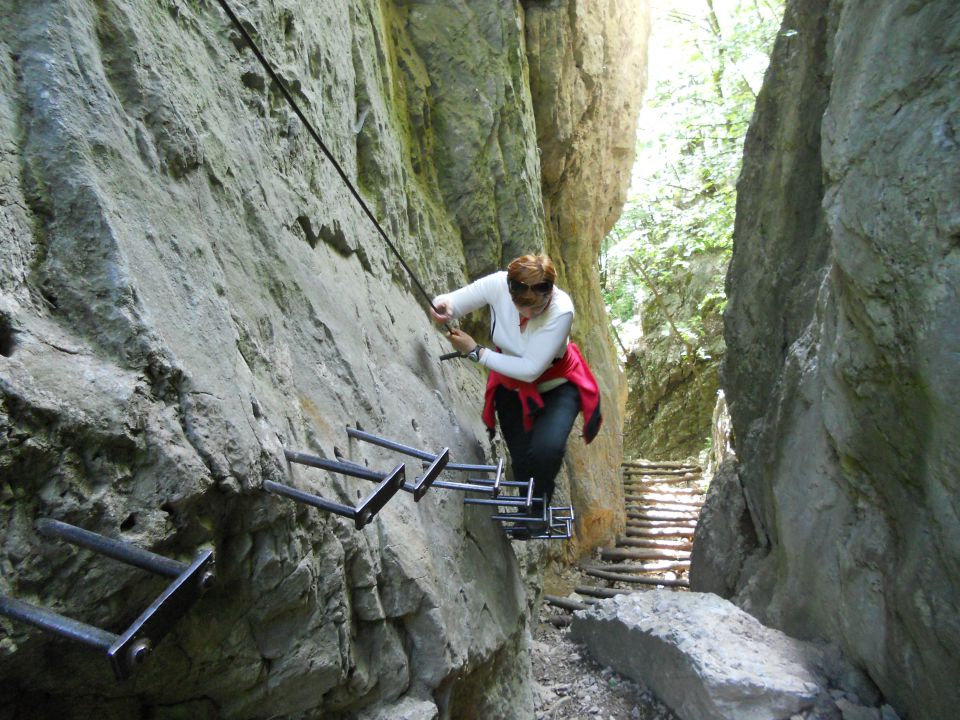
[1,1,958,720]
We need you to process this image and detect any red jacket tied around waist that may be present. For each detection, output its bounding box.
[482,342,603,443]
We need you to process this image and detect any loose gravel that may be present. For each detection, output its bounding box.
[531,608,678,720]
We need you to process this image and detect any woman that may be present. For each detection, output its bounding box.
[431,254,602,518]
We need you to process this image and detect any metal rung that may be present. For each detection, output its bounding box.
[273,450,405,528]
[0,519,215,680]
[347,426,438,462]
[467,477,526,489]
[347,425,503,478]
[490,501,549,524]
[491,513,547,524]
[549,505,576,524]
[440,459,501,474]
[505,531,570,541]
[434,479,500,494]
[503,520,572,541]
[500,505,575,541]
[467,479,534,509]
[458,473,531,502]
[504,521,572,540]
[285,448,387,481]
[454,459,505,496]
[333,447,447,502]
[463,495,543,508]
[335,453,493,496]
[343,427,511,498]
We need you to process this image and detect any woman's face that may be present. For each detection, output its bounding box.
[514,291,552,318]
[508,275,554,318]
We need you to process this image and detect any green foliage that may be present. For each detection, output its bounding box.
[603,0,783,351]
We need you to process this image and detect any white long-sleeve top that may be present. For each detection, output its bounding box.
[434,271,574,383]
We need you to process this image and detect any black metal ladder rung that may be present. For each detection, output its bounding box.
[340,427,571,540]
[345,425,506,497]
[503,523,572,540]
[497,505,576,541]
[463,495,543,509]
[461,473,535,509]
[415,448,450,500]
[271,449,405,529]
[550,506,576,525]
[490,500,549,524]
[0,519,215,680]
[332,448,450,502]
[468,476,526,489]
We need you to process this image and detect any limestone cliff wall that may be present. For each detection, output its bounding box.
[0,0,645,717]
[623,250,726,462]
[716,1,960,718]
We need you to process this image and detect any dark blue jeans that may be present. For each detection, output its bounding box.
[494,382,581,509]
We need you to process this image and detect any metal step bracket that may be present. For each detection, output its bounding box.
[550,505,576,527]
[270,449,405,529]
[489,500,549,525]
[0,519,215,680]
[462,475,535,511]
[332,448,448,502]
[346,425,504,496]
[498,504,576,541]
[463,494,540,510]
[412,447,449,500]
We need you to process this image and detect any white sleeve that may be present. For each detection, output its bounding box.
[432,272,504,319]
[479,311,573,382]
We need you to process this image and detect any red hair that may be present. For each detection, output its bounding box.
[507,254,556,307]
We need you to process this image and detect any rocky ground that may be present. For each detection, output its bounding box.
[531,607,678,720]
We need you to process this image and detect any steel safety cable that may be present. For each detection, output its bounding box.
[213,0,445,320]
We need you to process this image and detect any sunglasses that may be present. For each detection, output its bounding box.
[508,278,554,295]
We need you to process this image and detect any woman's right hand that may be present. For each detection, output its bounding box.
[431,300,453,324]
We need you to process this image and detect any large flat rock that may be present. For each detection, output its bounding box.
[357,695,438,720]
[570,591,824,720]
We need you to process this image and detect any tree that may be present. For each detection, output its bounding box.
[602,0,783,355]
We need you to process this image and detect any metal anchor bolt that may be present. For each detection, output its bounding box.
[128,638,152,667]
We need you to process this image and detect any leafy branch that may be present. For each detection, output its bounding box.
[602,0,783,355]
[626,257,697,357]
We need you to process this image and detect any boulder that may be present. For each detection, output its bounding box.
[689,457,760,598]
[356,695,439,720]
[571,591,825,720]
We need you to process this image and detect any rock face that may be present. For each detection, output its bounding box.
[689,457,759,599]
[571,592,828,720]
[720,1,960,718]
[623,250,726,461]
[0,0,647,717]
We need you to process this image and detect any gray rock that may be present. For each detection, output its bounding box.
[879,705,902,720]
[689,457,759,597]
[721,1,960,718]
[571,591,825,720]
[0,0,645,717]
[356,695,439,720]
[835,699,880,720]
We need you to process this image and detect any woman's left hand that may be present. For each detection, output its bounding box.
[447,328,476,355]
